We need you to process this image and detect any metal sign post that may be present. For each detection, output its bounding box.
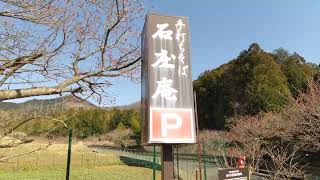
[161,144,174,179]
[141,13,196,180]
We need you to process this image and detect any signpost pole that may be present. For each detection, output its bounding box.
[161,144,174,180]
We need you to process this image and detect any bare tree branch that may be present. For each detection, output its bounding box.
[0,0,144,101]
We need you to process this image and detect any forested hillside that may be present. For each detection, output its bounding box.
[194,43,320,130]
[0,96,140,139]
[18,108,141,138]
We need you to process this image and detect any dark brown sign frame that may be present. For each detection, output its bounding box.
[141,13,196,145]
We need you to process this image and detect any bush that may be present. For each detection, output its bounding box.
[226,80,320,177]
[7,132,28,141]
[116,122,126,130]
[104,128,136,148]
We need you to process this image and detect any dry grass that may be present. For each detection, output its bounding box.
[0,138,161,179]
[0,139,121,171]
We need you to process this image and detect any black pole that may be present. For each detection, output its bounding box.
[161,144,174,180]
[66,129,72,180]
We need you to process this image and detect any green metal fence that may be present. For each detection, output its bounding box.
[5,133,318,180]
[0,145,162,180]
[0,138,213,179]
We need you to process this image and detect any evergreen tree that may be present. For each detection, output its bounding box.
[194,43,291,129]
[273,48,315,96]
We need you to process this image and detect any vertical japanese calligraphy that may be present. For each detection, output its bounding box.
[141,13,196,144]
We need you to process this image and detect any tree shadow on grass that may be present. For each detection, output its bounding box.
[119,156,161,170]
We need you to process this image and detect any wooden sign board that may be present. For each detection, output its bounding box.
[141,13,196,144]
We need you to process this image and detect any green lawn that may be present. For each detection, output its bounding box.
[0,165,161,180]
[0,142,161,180]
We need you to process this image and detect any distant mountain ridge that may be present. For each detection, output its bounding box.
[0,95,96,111]
[107,101,141,110]
[0,95,140,111]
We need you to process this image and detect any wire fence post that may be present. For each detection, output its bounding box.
[94,153,97,166]
[196,169,199,180]
[194,91,203,180]
[36,152,39,169]
[16,156,20,171]
[81,153,84,169]
[66,128,72,180]
[153,145,156,180]
[52,152,55,167]
[202,139,207,180]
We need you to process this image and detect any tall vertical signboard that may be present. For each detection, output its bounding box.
[141,13,196,144]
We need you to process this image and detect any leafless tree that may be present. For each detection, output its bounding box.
[283,80,320,152]
[0,0,144,162]
[0,97,79,162]
[226,115,269,175]
[226,80,320,178]
[0,0,144,104]
[264,142,305,180]
[227,114,306,178]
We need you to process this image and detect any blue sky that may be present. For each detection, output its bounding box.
[7,0,320,106]
[109,0,320,106]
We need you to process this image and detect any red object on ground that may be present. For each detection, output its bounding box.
[237,155,246,168]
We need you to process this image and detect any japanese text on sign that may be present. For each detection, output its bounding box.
[141,13,196,144]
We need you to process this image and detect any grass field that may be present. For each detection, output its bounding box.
[0,140,161,180]
[0,165,160,180]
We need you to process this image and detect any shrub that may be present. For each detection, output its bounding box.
[104,128,136,148]
[7,132,28,141]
